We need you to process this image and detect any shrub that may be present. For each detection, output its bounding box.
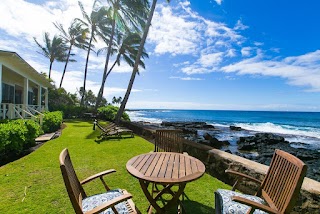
[24,120,43,148]
[97,105,130,121]
[0,119,43,159]
[42,111,63,133]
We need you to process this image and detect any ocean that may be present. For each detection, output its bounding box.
[126,109,320,151]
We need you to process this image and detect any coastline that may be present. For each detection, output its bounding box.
[129,118,320,182]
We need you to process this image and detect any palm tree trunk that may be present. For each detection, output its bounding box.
[115,0,158,124]
[49,60,53,79]
[80,32,94,107]
[94,16,117,112]
[59,44,73,88]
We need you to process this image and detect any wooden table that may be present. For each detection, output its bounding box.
[126,152,206,213]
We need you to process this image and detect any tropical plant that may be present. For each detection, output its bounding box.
[94,0,150,111]
[98,105,130,121]
[34,32,68,79]
[115,0,169,124]
[54,20,89,88]
[76,0,112,106]
[95,32,148,110]
[112,96,122,106]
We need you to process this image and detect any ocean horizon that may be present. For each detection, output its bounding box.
[126,109,320,150]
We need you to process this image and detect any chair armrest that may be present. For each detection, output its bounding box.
[232,196,278,214]
[225,169,262,184]
[85,193,133,214]
[80,169,116,185]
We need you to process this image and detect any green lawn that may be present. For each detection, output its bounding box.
[0,120,230,213]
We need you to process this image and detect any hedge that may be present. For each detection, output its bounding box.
[97,105,130,121]
[0,119,43,159]
[42,111,63,133]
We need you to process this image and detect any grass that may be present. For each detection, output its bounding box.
[0,120,230,213]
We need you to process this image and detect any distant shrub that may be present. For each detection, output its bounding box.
[97,105,130,121]
[60,106,88,119]
[42,111,63,133]
[0,119,43,159]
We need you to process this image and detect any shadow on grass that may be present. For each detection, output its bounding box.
[64,119,94,124]
[183,200,215,213]
[94,135,135,144]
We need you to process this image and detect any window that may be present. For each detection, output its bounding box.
[2,83,14,103]
[28,91,34,105]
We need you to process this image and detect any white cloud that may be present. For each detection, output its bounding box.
[148,5,201,55]
[241,47,253,57]
[221,50,320,91]
[234,20,249,31]
[170,76,204,81]
[199,52,223,67]
[226,49,236,57]
[148,2,244,75]
[254,41,264,46]
[214,0,223,5]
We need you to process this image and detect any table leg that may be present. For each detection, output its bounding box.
[139,180,186,213]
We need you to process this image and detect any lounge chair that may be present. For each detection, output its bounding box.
[215,149,307,214]
[93,120,134,139]
[59,148,140,214]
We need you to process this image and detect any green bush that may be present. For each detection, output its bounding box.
[24,120,43,148]
[0,119,43,158]
[42,111,63,133]
[97,105,130,121]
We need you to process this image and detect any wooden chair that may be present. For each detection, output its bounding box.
[59,148,140,214]
[215,149,307,214]
[154,129,184,153]
[153,130,187,212]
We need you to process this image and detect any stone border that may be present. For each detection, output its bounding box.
[121,121,320,213]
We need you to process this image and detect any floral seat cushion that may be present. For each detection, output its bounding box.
[82,189,129,214]
[215,189,267,214]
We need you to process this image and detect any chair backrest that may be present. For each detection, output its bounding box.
[59,148,86,214]
[154,129,183,153]
[259,149,307,214]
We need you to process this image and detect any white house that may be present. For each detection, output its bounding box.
[0,50,51,120]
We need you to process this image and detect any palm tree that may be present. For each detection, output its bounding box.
[34,32,68,79]
[76,0,111,106]
[95,32,148,110]
[115,0,170,124]
[95,0,149,112]
[54,20,89,88]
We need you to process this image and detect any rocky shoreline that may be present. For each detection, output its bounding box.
[140,121,320,181]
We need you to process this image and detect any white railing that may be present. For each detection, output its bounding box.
[0,103,45,124]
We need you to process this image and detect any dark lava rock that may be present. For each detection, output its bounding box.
[236,133,320,181]
[203,124,215,129]
[203,133,230,149]
[230,125,242,131]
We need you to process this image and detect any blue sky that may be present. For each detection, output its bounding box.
[1,0,320,111]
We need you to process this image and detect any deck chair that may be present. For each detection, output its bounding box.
[215,149,307,214]
[59,148,140,214]
[94,120,134,139]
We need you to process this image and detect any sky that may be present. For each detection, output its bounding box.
[1,0,320,111]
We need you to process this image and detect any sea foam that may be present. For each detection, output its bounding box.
[234,122,320,140]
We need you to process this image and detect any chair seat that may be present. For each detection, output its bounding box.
[215,189,267,214]
[82,189,130,214]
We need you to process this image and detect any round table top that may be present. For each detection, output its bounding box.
[126,152,206,184]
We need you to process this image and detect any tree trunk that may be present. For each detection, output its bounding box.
[94,15,117,113]
[115,0,158,124]
[59,44,73,88]
[49,60,53,79]
[80,32,94,107]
